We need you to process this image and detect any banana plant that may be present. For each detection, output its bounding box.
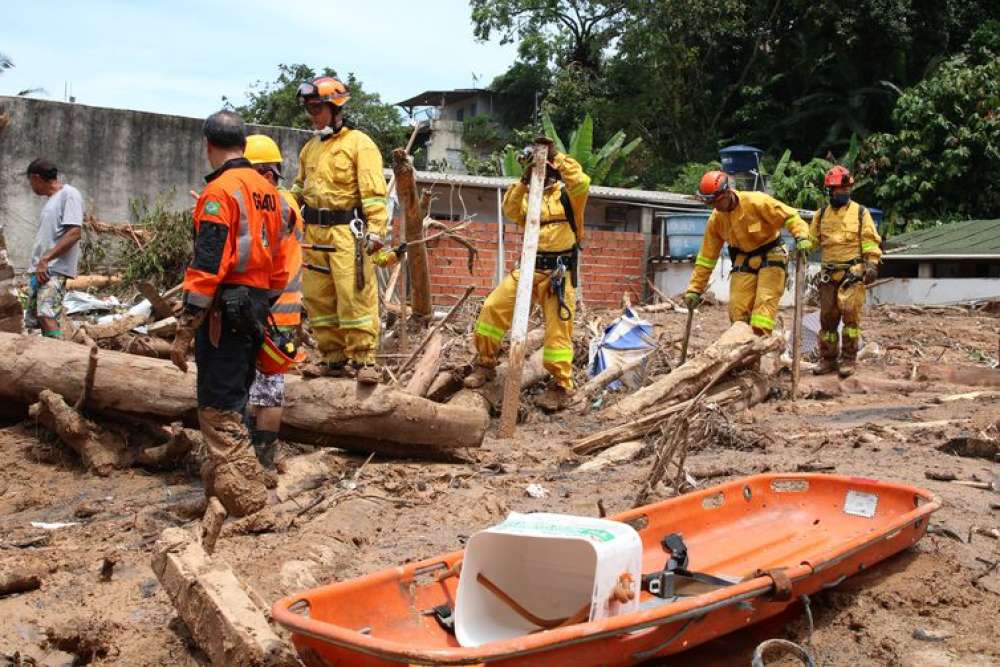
[501,111,641,187]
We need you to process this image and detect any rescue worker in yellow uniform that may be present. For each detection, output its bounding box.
[292,76,388,385]
[465,138,590,411]
[244,134,303,468]
[809,166,882,377]
[685,171,812,335]
[170,111,289,517]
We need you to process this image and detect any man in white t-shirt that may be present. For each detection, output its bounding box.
[25,158,83,338]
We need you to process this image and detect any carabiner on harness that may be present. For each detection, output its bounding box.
[349,214,367,291]
[551,257,573,321]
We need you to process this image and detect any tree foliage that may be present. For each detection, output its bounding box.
[500,111,641,186]
[230,64,406,158]
[859,24,1000,222]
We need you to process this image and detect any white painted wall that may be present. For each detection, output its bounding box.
[869,278,1000,305]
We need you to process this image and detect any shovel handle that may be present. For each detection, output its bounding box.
[679,306,696,364]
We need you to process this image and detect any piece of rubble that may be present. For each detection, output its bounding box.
[912,628,953,642]
[0,571,41,597]
[576,441,646,472]
[151,527,299,667]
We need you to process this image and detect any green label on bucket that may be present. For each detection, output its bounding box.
[497,518,616,543]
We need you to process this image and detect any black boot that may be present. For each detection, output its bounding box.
[251,430,279,470]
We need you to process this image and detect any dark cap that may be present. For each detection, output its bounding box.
[26,158,58,180]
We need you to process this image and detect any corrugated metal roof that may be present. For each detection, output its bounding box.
[883,219,1000,259]
[396,89,492,108]
[385,168,706,209]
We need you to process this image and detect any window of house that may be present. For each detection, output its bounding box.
[469,102,477,117]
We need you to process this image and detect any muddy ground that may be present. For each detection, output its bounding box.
[1,302,999,667]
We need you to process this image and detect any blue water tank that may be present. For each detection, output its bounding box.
[663,212,710,259]
[720,145,763,174]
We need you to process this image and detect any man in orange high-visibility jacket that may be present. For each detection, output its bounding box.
[243,134,303,469]
[170,111,289,518]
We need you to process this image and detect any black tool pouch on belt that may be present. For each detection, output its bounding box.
[219,285,264,344]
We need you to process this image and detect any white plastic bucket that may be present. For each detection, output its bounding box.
[454,512,642,647]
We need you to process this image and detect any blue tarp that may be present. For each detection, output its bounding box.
[587,307,658,391]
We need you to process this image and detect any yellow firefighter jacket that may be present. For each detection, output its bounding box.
[809,200,882,265]
[502,153,591,253]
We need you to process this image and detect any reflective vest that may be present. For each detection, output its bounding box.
[183,158,289,309]
[271,189,303,326]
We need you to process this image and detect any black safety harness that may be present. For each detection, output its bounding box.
[816,204,867,290]
[728,236,787,275]
[534,188,580,321]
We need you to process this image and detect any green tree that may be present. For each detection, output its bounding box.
[230,64,406,158]
[470,0,627,70]
[858,26,1000,221]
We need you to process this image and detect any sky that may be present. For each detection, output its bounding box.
[1,0,518,119]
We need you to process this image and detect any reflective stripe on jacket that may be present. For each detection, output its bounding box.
[183,158,289,309]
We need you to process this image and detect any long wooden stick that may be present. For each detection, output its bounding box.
[791,252,805,400]
[397,285,475,376]
[679,306,695,364]
[498,144,547,438]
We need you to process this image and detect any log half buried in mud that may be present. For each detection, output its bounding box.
[0,333,488,456]
[29,389,130,476]
[152,527,299,667]
[605,322,783,420]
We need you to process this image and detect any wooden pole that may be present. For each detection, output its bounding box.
[392,149,432,319]
[791,251,806,400]
[498,144,547,438]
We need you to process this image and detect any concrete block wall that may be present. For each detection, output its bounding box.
[0,96,311,271]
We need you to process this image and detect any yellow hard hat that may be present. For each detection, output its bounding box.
[245,134,283,165]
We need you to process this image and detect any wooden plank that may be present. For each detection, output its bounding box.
[498,143,548,438]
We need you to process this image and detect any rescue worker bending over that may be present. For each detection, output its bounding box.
[465,137,591,412]
[244,134,303,468]
[809,166,882,377]
[293,76,388,385]
[171,111,289,517]
[685,171,812,336]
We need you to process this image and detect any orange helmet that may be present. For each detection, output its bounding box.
[257,329,306,375]
[824,165,854,189]
[296,76,350,108]
[697,170,730,203]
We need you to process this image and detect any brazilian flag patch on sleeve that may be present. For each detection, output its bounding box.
[204,201,221,216]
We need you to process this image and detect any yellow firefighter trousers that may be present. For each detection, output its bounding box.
[818,271,865,360]
[473,269,575,389]
[301,224,378,365]
[728,245,788,334]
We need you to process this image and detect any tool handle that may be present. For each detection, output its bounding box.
[679,306,695,364]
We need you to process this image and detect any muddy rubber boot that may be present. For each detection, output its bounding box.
[813,358,838,375]
[813,331,839,375]
[839,334,858,378]
[302,360,346,378]
[463,365,496,389]
[355,363,381,385]
[198,408,269,517]
[535,385,574,413]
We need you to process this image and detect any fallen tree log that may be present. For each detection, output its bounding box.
[571,356,649,411]
[152,527,299,667]
[572,373,771,455]
[404,330,443,396]
[393,149,432,319]
[0,570,41,597]
[65,274,122,290]
[29,389,129,475]
[0,333,488,456]
[605,322,782,419]
[915,363,1000,388]
[73,313,149,342]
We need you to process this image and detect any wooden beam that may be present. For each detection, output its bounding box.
[392,149,432,319]
[498,143,547,438]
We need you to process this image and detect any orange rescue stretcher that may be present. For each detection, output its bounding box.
[272,474,940,666]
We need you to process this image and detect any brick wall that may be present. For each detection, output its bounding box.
[392,219,646,307]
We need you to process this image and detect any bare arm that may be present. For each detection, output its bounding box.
[35,226,82,282]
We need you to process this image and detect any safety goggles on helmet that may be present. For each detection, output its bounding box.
[254,163,282,180]
[696,171,731,203]
[296,82,320,103]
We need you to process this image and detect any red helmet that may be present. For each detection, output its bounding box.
[697,170,730,203]
[824,165,854,189]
